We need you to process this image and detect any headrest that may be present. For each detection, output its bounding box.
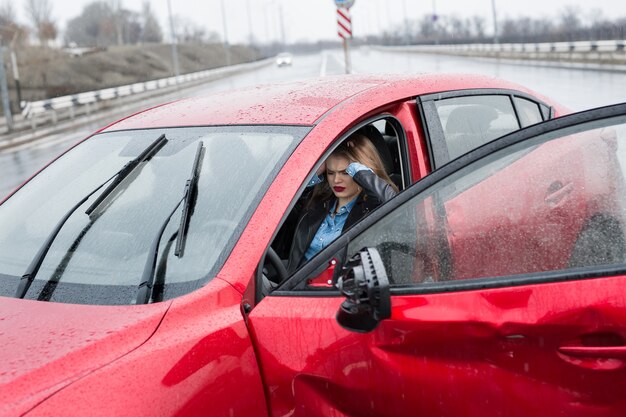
[355,125,394,174]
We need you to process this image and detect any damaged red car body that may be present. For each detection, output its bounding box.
[1,74,625,416]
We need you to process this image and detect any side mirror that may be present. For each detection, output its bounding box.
[335,247,391,333]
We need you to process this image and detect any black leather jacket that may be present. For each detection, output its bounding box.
[286,170,397,273]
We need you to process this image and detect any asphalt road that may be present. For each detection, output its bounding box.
[2,48,626,198]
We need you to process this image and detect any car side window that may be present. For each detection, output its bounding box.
[435,95,520,162]
[347,116,626,287]
[514,97,544,127]
[420,92,552,170]
[266,117,409,286]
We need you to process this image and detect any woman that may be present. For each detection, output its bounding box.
[286,133,398,273]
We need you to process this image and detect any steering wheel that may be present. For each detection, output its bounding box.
[266,246,288,284]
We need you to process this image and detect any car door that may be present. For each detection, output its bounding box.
[248,103,626,417]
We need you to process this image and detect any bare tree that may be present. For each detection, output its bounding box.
[65,2,116,47]
[471,16,486,39]
[0,1,28,46]
[0,1,15,22]
[173,16,218,43]
[418,15,436,41]
[108,0,124,45]
[559,5,582,40]
[587,8,607,40]
[445,15,471,40]
[24,0,56,45]
[66,1,162,47]
[141,1,162,43]
[38,21,57,42]
[121,9,142,44]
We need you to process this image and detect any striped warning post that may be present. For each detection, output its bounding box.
[337,8,352,39]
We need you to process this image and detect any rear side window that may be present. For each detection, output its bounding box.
[435,95,520,161]
[420,91,551,169]
[514,97,544,127]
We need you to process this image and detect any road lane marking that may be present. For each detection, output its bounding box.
[320,51,328,77]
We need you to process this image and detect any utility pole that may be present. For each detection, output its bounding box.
[10,33,22,110]
[432,0,439,45]
[383,1,393,31]
[402,0,410,45]
[220,0,231,66]
[278,3,286,46]
[10,50,21,110]
[491,0,499,44]
[343,36,352,75]
[263,5,270,45]
[246,0,254,45]
[167,0,180,85]
[0,47,14,132]
[264,1,283,48]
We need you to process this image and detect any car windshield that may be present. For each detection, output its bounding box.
[0,125,307,305]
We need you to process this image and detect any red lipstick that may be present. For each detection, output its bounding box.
[333,186,345,192]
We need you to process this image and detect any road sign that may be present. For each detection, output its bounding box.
[337,8,352,39]
[334,0,355,9]
[336,7,352,74]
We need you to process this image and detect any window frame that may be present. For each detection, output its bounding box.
[273,103,626,298]
[417,88,553,170]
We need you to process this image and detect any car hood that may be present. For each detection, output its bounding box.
[0,296,171,416]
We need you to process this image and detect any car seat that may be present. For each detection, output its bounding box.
[444,105,499,161]
[356,125,402,189]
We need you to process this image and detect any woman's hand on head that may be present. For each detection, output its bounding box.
[346,162,373,177]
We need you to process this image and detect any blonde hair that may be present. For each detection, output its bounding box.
[310,133,398,205]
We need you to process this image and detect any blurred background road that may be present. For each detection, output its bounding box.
[3,47,626,197]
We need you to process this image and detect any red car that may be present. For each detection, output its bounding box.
[1,74,625,416]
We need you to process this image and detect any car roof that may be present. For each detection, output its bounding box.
[102,73,547,131]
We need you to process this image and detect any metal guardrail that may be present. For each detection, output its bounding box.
[20,58,273,120]
[384,39,625,54]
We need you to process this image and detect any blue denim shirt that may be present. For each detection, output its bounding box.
[304,198,357,261]
[303,162,372,260]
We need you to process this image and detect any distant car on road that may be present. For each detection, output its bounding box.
[275,52,293,67]
[2,74,626,416]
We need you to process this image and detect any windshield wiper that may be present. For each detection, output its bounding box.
[136,141,205,305]
[15,134,168,299]
[85,134,168,216]
[175,141,205,257]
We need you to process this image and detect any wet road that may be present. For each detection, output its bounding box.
[2,49,626,198]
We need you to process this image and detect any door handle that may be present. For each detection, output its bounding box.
[558,345,626,359]
[545,181,573,208]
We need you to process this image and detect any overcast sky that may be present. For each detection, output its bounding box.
[16,0,626,44]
